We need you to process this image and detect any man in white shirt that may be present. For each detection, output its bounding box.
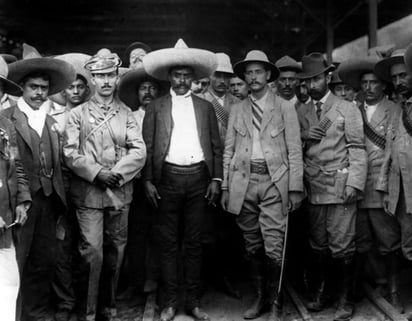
[142,39,221,321]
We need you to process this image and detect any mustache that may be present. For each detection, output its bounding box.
[101,85,112,89]
[396,84,408,92]
[143,93,154,100]
[32,95,46,101]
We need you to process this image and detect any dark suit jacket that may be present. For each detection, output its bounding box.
[142,93,223,183]
[1,105,67,208]
[0,115,31,248]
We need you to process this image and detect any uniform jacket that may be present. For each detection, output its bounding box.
[201,89,240,143]
[1,105,67,208]
[358,97,400,209]
[297,93,367,204]
[377,101,412,214]
[222,90,304,215]
[142,93,223,183]
[0,116,31,249]
[63,97,146,209]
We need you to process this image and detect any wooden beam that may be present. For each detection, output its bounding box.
[326,0,334,63]
[368,0,378,48]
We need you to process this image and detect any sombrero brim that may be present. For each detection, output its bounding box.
[143,48,218,81]
[8,58,76,95]
[1,54,17,64]
[118,68,167,108]
[374,56,405,82]
[338,58,379,90]
[297,65,335,80]
[234,60,279,82]
[404,44,412,74]
[0,76,22,96]
[48,53,94,105]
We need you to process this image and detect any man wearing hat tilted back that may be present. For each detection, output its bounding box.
[142,39,222,321]
[0,43,75,321]
[339,55,403,313]
[0,55,31,321]
[275,55,301,106]
[221,50,304,321]
[296,53,367,321]
[124,41,152,70]
[63,49,146,321]
[201,52,240,143]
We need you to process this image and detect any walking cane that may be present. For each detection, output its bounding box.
[277,206,290,297]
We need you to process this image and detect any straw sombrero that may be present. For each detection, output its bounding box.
[234,50,279,82]
[374,49,405,82]
[8,43,76,95]
[338,56,381,90]
[143,39,218,81]
[0,56,22,96]
[118,66,167,108]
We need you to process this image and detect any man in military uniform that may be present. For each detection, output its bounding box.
[63,49,146,321]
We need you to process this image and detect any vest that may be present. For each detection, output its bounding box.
[28,125,54,196]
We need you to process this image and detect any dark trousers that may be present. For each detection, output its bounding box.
[156,162,209,309]
[16,191,59,321]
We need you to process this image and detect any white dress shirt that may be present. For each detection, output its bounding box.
[17,97,48,136]
[165,89,205,165]
[364,103,378,122]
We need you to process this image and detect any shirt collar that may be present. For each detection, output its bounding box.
[250,87,269,104]
[17,97,49,116]
[315,90,331,106]
[170,88,192,99]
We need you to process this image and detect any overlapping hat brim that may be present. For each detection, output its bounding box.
[375,55,405,82]
[118,67,167,108]
[404,44,412,74]
[338,58,379,90]
[8,57,76,95]
[0,75,22,96]
[234,60,279,82]
[329,70,344,86]
[297,65,335,80]
[143,48,218,81]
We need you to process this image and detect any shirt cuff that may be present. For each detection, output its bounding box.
[212,178,222,183]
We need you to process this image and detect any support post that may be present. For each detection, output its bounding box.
[368,0,378,48]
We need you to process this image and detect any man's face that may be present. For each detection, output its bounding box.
[129,48,147,69]
[277,70,298,100]
[138,80,159,107]
[390,63,412,96]
[332,84,356,102]
[210,71,230,96]
[360,73,385,105]
[91,71,118,98]
[229,76,248,99]
[21,77,49,110]
[244,62,270,94]
[307,73,330,101]
[296,81,309,103]
[63,78,89,107]
[168,66,194,95]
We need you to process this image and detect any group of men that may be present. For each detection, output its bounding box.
[1,37,412,321]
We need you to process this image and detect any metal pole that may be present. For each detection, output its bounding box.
[326,0,333,63]
[368,0,378,48]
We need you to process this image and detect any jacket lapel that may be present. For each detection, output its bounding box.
[260,91,276,132]
[192,97,203,142]
[244,98,253,136]
[305,100,318,126]
[161,95,173,137]
[12,107,33,153]
[45,115,59,169]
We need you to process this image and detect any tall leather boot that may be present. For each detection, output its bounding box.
[307,252,327,311]
[385,252,404,314]
[243,250,266,320]
[351,252,366,302]
[334,256,355,321]
[266,259,283,321]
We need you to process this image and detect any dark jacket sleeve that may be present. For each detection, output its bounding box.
[142,100,156,181]
[207,101,223,179]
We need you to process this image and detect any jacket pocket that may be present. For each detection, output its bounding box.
[270,125,285,138]
[234,122,246,136]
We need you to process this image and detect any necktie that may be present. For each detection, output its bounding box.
[315,101,322,120]
[251,99,263,131]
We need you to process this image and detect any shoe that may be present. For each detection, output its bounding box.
[187,307,211,321]
[54,309,71,321]
[160,307,177,321]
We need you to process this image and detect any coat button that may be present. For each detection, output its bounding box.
[245,148,248,152]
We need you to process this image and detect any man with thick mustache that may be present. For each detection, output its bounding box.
[63,49,146,321]
[1,44,76,321]
[297,53,367,321]
[275,55,301,106]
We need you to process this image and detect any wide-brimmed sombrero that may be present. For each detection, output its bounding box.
[338,56,381,90]
[118,66,167,108]
[1,54,17,64]
[374,49,405,82]
[0,56,22,96]
[297,52,335,79]
[403,44,412,74]
[234,50,279,82]
[8,43,76,96]
[49,53,93,105]
[143,39,218,81]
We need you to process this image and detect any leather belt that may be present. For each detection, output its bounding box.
[250,160,269,175]
[163,161,205,175]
